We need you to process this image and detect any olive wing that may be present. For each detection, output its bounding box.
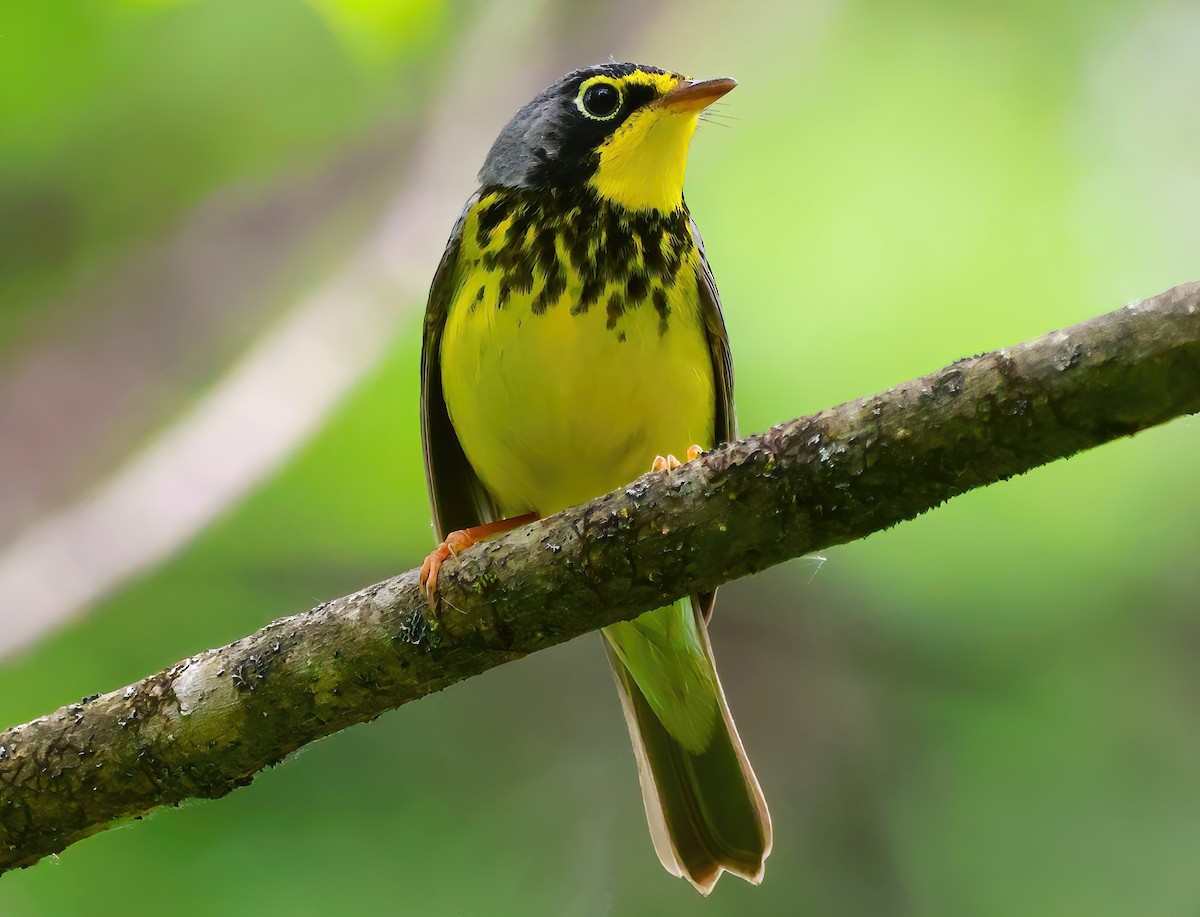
[690,219,737,621]
[420,195,500,541]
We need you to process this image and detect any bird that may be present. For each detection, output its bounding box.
[418,62,770,894]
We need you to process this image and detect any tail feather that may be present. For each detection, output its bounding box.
[602,601,771,894]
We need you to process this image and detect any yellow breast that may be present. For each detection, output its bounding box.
[440,192,715,517]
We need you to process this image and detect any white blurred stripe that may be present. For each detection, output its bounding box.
[0,0,554,658]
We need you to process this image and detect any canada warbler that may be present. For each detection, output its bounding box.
[419,62,770,893]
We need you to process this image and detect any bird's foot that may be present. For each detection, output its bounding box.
[419,529,476,607]
[651,444,705,473]
[419,512,539,607]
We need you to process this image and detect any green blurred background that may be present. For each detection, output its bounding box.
[3,0,1199,913]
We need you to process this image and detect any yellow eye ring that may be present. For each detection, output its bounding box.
[577,77,623,120]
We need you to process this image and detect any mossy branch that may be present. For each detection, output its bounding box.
[3,282,1199,873]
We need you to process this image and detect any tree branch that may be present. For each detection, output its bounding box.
[3,282,1198,873]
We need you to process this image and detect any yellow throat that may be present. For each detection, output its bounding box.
[588,71,719,213]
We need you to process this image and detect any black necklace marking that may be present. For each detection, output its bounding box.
[470,187,695,336]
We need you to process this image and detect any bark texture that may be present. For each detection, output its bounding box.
[2,282,1198,873]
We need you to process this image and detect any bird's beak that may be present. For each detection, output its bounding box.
[658,77,738,114]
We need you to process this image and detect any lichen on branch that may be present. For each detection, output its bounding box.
[2,281,1198,873]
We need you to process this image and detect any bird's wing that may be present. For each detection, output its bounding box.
[690,219,737,621]
[421,194,500,541]
[691,219,736,445]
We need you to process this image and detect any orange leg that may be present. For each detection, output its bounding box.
[651,444,705,472]
[419,512,538,606]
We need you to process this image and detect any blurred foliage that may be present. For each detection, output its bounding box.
[0,0,444,351]
[310,0,441,68]
[4,0,1200,914]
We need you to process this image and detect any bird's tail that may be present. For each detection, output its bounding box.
[602,598,771,894]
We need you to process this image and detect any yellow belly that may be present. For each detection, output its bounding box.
[441,273,715,517]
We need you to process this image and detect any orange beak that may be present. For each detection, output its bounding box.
[658,77,738,114]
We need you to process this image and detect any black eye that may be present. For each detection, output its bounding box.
[581,82,621,119]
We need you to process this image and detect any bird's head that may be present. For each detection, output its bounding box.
[479,62,735,213]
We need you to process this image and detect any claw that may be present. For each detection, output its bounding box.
[419,529,478,608]
[652,445,705,474]
[419,512,540,608]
